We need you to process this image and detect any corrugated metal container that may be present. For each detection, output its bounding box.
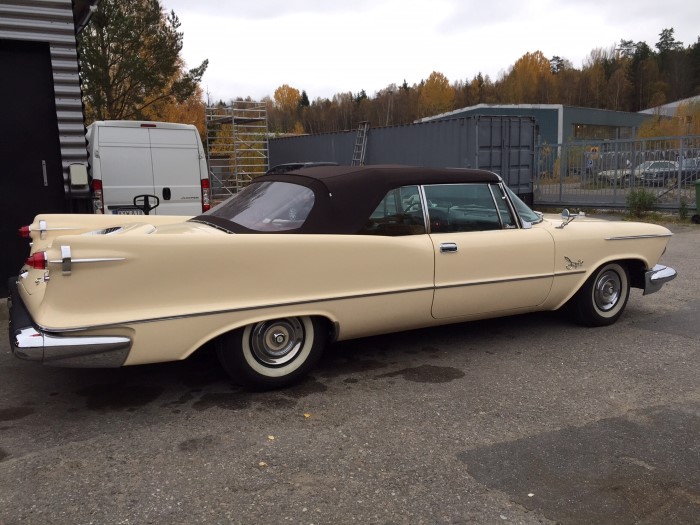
[0,0,88,195]
[269,116,536,201]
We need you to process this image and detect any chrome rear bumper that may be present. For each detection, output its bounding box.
[643,264,677,296]
[8,278,131,367]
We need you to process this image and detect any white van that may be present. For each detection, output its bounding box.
[86,120,211,215]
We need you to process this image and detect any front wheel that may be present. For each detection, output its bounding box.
[216,316,326,390]
[568,262,630,327]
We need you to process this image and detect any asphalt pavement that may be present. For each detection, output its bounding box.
[1,224,699,524]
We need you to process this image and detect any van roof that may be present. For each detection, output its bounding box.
[88,120,198,131]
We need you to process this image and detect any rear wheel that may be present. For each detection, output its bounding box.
[216,316,326,390]
[569,262,630,327]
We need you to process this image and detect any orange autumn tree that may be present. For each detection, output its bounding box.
[271,84,302,133]
[419,71,455,117]
[501,50,555,103]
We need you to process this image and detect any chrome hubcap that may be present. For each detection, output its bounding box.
[250,318,304,366]
[594,270,621,312]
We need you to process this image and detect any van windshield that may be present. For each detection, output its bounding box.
[204,181,315,232]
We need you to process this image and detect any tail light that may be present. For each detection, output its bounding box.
[201,178,211,212]
[18,225,31,238]
[25,251,47,270]
[92,179,104,214]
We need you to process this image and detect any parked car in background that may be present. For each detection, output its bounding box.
[679,158,700,182]
[597,160,678,186]
[596,162,633,185]
[265,161,338,175]
[634,158,700,186]
[635,160,679,186]
[9,166,677,390]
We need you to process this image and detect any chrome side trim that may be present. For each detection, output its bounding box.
[36,221,81,239]
[605,234,673,240]
[553,269,587,277]
[434,273,554,291]
[643,264,677,295]
[26,271,582,334]
[34,285,439,332]
[48,257,126,265]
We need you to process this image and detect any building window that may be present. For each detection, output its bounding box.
[572,124,633,140]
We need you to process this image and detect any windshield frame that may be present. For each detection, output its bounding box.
[504,185,543,225]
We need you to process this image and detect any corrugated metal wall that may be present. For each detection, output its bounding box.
[0,0,88,195]
[269,116,536,200]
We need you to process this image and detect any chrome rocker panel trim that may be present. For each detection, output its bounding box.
[643,264,677,296]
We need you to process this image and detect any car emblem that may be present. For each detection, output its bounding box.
[565,256,584,270]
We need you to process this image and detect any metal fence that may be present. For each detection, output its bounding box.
[534,135,700,211]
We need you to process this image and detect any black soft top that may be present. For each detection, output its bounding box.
[195,165,502,234]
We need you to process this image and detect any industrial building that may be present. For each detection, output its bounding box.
[0,0,96,296]
[417,104,653,144]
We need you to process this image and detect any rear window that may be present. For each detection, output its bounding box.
[205,181,315,232]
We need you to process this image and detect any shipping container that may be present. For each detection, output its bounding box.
[269,116,536,203]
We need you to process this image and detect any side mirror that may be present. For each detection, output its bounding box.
[69,164,89,187]
[558,208,584,229]
[133,194,160,216]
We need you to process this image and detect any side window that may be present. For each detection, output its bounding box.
[423,184,503,233]
[359,185,426,236]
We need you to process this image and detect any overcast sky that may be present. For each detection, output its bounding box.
[160,0,699,104]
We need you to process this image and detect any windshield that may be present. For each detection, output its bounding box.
[505,186,542,224]
[205,181,315,232]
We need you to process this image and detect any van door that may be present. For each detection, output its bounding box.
[149,127,203,215]
[97,126,155,214]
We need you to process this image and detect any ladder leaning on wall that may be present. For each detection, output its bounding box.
[351,121,370,166]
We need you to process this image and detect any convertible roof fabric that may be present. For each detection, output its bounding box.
[196,165,502,234]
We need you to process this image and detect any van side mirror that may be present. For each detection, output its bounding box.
[69,164,89,187]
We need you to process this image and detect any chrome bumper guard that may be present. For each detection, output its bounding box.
[643,264,678,296]
[8,278,131,367]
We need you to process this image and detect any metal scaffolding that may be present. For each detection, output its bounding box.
[205,100,269,201]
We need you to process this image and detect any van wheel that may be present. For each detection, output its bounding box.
[569,262,630,327]
[216,316,326,390]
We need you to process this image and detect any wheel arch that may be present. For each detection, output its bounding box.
[213,313,335,389]
[551,256,649,311]
[186,311,339,361]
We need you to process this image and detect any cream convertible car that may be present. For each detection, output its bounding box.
[9,166,677,389]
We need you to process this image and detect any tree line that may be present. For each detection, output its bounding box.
[77,3,698,139]
[261,28,700,135]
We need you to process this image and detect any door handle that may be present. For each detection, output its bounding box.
[440,242,458,253]
[162,187,171,200]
